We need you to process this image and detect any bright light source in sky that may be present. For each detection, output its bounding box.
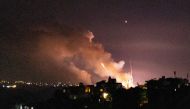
[124,20,128,24]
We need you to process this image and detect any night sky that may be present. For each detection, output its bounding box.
[1,0,190,84]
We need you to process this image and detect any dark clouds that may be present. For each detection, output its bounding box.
[0,0,190,84]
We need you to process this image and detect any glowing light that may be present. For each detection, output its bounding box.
[101,63,106,69]
[124,20,128,23]
[15,81,24,84]
[101,62,134,88]
[63,89,66,93]
[26,82,31,85]
[102,92,112,101]
[102,92,109,99]
[6,85,17,88]
[85,87,91,93]
[84,105,88,108]
[73,96,77,100]
[100,88,103,92]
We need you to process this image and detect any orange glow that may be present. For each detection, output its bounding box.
[38,30,134,87]
[100,62,134,88]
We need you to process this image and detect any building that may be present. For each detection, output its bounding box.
[146,76,189,109]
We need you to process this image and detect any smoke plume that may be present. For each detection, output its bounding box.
[35,25,133,88]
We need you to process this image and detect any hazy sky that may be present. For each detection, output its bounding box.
[0,0,190,84]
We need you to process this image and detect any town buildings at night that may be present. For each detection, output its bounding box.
[0,76,189,109]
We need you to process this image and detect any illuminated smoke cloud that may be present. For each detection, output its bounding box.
[36,26,133,88]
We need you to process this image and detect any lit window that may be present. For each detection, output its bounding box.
[85,87,91,93]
